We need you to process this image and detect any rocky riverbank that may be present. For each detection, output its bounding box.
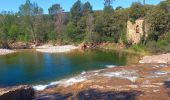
[33,64,170,100]
[0,44,79,56]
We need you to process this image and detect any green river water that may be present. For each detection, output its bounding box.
[0,49,140,86]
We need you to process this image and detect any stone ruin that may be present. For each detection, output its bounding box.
[126,19,148,44]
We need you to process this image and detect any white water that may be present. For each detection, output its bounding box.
[102,70,138,82]
[105,65,117,68]
[33,69,140,91]
[33,71,87,91]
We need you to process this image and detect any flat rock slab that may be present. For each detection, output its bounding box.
[139,53,170,64]
[34,64,170,100]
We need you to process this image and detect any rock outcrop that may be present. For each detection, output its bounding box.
[0,85,34,100]
[127,19,148,44]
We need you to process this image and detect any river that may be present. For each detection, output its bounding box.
[0,49,140,86]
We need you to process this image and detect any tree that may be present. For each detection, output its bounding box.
[104,0,114,13]
[94,15,105,37]
[115,6,123,10]
[70,0,82,24]
[86,14,94,43]
[146,2,170,41]
[82,2,93,15]
[129,2,145,20]
[104,0,113,7]
[19,0,44,44]
[48,4,62,16]
[55,9,66,43]
[19,0,43,16]
[0,14,11,48]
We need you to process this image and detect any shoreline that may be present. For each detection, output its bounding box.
[96,43,148,56]
[36,45,79,53]
[0,42,148,56]
[0,49,16,56]
[0,44,79,55]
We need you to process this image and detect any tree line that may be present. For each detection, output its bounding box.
[0,0,170,52]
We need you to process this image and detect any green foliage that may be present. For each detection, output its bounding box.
[146,40,169,53]
[130,44,145,53]
[64,22,76,41]
[146,32,170,53]
[19,0,43,16]
[94,15,105,37]
[8,25,20,40]
[47,31,56,41]
[82,2,93,15]
[48,4,62,16]
[104,6,114,14]
[129,2,146,20]
[85,32,100,43]
[104,0,113,7]
[70,0,82,24]
[0,0,170,54]
[115,6,123,10]
[145,0,170,44]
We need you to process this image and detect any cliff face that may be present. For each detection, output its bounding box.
[127,19,146,44]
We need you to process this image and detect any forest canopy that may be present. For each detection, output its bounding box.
[0,0,170,53]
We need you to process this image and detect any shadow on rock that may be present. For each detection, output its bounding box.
[164,80,170,95]
[34,89,142,100]
[33,93,73,100]
[76,89,142,100]
[164,81,170,89]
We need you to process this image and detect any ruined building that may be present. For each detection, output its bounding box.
[126,19,148,44]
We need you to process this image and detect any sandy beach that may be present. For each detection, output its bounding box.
[36,45,79,53]
[0,49,15,55]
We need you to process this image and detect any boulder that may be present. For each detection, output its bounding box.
[0,85,34,100]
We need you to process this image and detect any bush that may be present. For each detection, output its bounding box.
[146,36,170,53]
[130,44,145,53]
[47,31,56,41]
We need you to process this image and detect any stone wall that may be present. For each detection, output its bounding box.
[127,19,145,44]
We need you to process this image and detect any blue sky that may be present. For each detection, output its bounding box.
[0,0,161,14]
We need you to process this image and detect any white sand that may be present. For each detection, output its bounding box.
[139,53,170,64]
[36,45,78,53]
[0,49,15,55]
